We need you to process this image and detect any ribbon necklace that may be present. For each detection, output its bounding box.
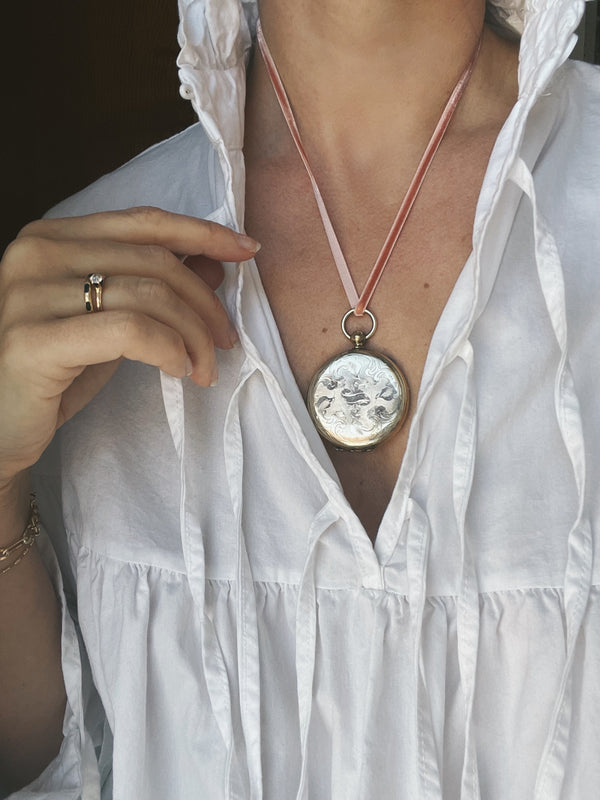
[256,20,482,451]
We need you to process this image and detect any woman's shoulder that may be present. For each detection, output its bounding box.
[561,57,600,94]
[528,59,600,207]
[45,122,219,221]
[546,58,600,138]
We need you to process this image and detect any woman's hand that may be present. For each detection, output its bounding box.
[0,206,260,488]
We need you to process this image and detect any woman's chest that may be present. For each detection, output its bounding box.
[243,139,494,539]
[243,154,485,397]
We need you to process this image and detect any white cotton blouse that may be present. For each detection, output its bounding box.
[7,1,600,799]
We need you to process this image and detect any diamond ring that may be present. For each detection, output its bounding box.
[84,273,105,313]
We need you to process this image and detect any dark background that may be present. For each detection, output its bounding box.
[0,0,196,251]
[0,1,598,252]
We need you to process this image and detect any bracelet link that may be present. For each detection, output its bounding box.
[0,494,40,575]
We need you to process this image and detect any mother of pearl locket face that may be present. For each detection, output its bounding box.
[306,311,410,452]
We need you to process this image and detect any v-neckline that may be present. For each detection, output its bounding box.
[233,247,477,568]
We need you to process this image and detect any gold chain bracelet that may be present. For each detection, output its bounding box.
[0,493,40,575]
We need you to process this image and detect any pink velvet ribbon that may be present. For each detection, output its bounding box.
[256,19,482,317]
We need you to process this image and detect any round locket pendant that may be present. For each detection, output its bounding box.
[306,311,410,452]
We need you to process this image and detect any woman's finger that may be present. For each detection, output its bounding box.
[4,312,199,386]
[17,207,261,263]
[1,238,238,350]
[2,276,220,383]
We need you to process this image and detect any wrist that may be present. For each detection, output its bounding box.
[0,471,32,548]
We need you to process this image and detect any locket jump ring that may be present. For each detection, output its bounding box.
[341,308,377,341]
[84,273,105,313]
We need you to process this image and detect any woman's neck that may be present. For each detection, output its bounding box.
[248,1,518,177]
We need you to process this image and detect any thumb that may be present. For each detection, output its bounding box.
[182,255,226,291]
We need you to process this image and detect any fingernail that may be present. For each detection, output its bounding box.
[185,356,193,377]
[236,233,261,254]
[229,326,239,347]
[210,364,219,387]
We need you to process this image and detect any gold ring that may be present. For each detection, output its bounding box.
[85,273,105,312]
